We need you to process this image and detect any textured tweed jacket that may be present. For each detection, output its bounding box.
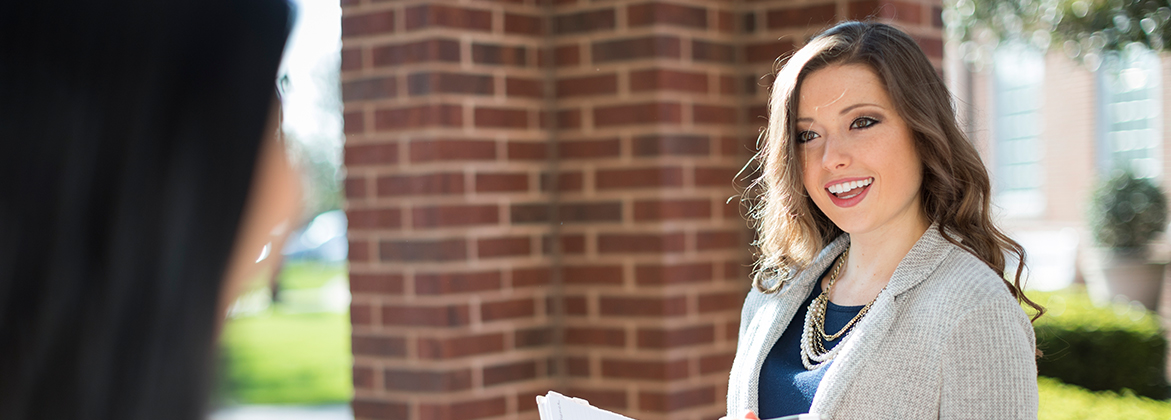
[726,226,1038,419]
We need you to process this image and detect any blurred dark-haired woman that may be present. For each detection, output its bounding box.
[0,1,299,419]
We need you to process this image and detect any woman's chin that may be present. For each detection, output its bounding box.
[819,208,871,234]
[831,222,867,235]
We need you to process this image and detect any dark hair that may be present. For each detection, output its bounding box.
[745,21,1043,318]
[0,1,292,419]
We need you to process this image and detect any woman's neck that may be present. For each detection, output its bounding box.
[830,216,930,305]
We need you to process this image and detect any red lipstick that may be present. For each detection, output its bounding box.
[824,177,873,208]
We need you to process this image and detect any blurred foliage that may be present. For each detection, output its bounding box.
[1029,287,1169,399]
[279,50,344,220]
[1039,376,1171,419]
[286,135,343,219]
[1088,170,1168,249]
[945,0,1171,69]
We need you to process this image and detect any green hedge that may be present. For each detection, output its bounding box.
[1030,288,1169,399]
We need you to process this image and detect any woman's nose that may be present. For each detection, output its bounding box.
[820,135,850,170]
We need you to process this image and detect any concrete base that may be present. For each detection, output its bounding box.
[1081,247,1166,310]
[210,404,353,420]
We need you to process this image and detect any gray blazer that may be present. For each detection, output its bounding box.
[726,226,1038,419]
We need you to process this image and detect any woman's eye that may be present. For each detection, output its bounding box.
[850,116,879,129]
[797,130,819,143]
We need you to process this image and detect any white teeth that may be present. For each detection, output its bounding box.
[828,178,872,194]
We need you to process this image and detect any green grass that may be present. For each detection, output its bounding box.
[277,261,348,290]
[1040,376,1171,419]
[219,308,352,404]
[217,270,1171,410]
[219,261,352,404]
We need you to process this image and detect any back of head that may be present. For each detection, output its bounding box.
[0,1,291,419]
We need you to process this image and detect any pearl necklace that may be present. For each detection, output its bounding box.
[799,247,881,370]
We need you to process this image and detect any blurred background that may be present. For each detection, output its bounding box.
[214,0,1171,419]
[213,0,351,418]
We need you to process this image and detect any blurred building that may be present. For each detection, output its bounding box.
[339,1,943,420]
[957,42,1171,290]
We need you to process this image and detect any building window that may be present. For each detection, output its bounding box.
[993,42,1046,218]
[1098,44,1163,180]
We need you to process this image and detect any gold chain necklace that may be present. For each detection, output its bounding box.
[799,247,883,370]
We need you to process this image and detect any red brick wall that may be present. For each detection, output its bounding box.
[342,3,556,420]
[548,2,744,420]
[340,1,943,420]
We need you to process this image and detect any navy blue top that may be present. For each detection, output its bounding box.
[757,265,865,419]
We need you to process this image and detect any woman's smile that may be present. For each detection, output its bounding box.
[825,176,873,207]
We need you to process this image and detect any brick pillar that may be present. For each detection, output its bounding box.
[340,1,943,420]
[340,1,556,420]
[547,2,747,420]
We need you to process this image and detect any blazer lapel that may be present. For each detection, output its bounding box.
[809,225,956,415]
[729,235,850,414]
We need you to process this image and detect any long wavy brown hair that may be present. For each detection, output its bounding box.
[742,21,1043,319]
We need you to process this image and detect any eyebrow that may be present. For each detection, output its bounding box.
[796,103,885,122]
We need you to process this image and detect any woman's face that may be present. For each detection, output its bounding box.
[796,63,925,237]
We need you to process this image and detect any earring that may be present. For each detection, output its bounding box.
[255,219,290,264]
[256,243,272,263]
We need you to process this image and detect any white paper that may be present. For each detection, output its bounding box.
[536,391,824,420]
[536,391,637,420]
[766,414,827,420]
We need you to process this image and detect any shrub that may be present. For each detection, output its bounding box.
[1029,287,1169,399]
[1087,170,1167,250]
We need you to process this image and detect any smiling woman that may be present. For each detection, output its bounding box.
[797,64,927,250]
[726,22,1044,419]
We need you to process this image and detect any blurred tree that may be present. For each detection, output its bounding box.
[280,52,343,220]
[273,0,343,222]
[945,0,1171,70]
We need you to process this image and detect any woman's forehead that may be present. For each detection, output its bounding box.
[796,64,891,118]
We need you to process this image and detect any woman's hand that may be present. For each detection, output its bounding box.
[719,410,760,420]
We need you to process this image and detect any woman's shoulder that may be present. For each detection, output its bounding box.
[903,242,1026,319]
[940,245,1014,294]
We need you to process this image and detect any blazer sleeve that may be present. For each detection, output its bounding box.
[938,295,1038,419]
